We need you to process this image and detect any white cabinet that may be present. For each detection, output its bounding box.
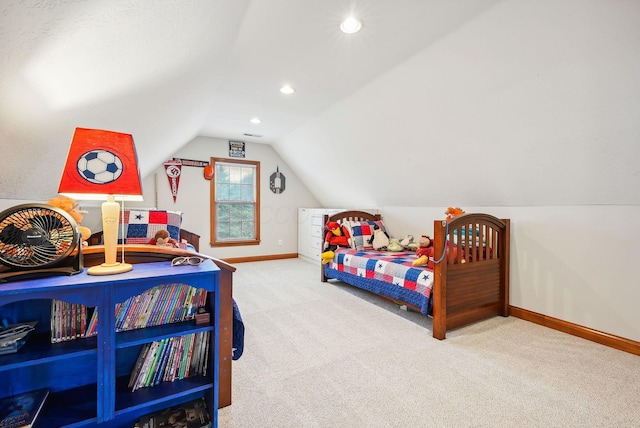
[298,208,345,264]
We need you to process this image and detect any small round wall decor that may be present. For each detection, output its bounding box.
[270,167,286,194]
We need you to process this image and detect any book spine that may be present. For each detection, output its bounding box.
[151,284,170,328]
[177,285,194,322]
[201,331,210,376]
[158,284,180,324]
[179,333,195,380]
[120,294,140,331]
[133,341,159,391]
[128,342,151,389]
[140,286,163,328]
[153,337,173,386]
[114,301,125,332]
[85,307,98,337]
[50,300,57,343]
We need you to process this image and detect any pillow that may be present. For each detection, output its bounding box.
[347,220,388,250]
[117,209,183,245]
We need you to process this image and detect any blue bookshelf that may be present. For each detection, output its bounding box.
[0,260,219,427]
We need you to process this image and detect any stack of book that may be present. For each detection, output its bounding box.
[85,284,207,337]
[136,397,212,428]
[128,331,210,391]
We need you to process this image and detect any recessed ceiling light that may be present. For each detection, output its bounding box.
[340,16,362,34]
[250,117,262,124]
[280,85,295,95]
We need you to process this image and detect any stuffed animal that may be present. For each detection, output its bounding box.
[321,221,352,264]
[387,239,403,252]
[367,225,390,251]
[400,234,419,251]
[47,195,92,246]
[149,229,179,248]
[445,207,465,220]
[412,235,434,267]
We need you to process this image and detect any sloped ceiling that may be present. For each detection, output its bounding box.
[0,0,500,201]
[2,0,639,208]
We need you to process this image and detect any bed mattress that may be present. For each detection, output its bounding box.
[324,248,434,315]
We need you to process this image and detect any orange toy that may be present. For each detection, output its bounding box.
[445,207,465,220]
[47,195,92,246]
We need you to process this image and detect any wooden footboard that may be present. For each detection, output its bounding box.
[82,245,235,408]
[432,213,510,339]
[320,210,510,340]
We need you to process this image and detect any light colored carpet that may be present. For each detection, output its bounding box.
[218,258,640,427]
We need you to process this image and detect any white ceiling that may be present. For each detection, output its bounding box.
[0,0,500,201]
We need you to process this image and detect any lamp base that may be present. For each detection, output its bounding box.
[87,262,133,276]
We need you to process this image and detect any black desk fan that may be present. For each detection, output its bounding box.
[0,203,83,282]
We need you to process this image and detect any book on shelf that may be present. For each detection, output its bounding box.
[50,300,89,343]
[85,284,208,337]
[138,397,211,428]
[0,389,48,428]
[128,331,211,391]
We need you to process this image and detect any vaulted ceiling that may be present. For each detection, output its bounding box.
[0,0,499,201]
[2,1,639,208]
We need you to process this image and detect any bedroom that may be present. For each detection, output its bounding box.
[0,0,639,372]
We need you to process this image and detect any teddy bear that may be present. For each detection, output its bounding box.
[149,229,179,248]
[321,221,352,264]
[47,195,92,246]
[412,235,434,267]
[368,225,390,251]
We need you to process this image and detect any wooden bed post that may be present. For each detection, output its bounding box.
[500,219,511,317]
[432,219,447,340]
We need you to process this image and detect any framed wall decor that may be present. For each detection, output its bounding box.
[270,167,285,194]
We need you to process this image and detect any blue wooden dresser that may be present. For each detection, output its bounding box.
[0,259,219,427]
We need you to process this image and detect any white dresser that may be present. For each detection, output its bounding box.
[298,208,345,264]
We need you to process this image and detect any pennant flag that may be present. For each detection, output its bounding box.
[164,160,182,202]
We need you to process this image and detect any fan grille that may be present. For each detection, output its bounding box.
[0,204,79,269]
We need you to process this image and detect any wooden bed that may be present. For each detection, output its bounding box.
[321,210,510,339]
[83,238,236,409]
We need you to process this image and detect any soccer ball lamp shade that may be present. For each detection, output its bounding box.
[58,128,143,275]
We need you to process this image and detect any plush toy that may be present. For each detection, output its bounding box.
[368,225,390,251]
[445,207,465,220]
[321,221,352,264]
[47,195,92,246]
[387,239,403,252]
[412,235,434,267]
[400,234,419,251]
[149,230,179,248]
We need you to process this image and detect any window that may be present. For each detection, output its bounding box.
[210,157,260,246]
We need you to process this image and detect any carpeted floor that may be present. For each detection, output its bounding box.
[218,258,640,427]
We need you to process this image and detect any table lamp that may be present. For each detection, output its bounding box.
[58,128,144,275]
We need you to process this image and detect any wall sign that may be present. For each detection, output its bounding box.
[172,157,209,168]
[229,141,245,158]
[270,166,286,194]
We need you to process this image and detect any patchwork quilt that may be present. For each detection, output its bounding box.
[116,209,187,249]
[324,248,434,315]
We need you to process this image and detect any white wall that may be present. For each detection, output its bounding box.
[129,136,320,260]
[378,205,640,342]
[272,1,640,342]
